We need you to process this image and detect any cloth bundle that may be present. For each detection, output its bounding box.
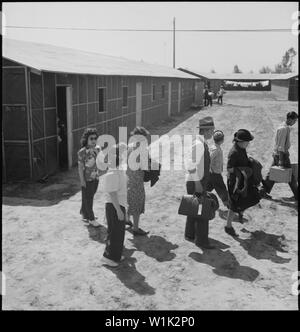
[229,164,261,212]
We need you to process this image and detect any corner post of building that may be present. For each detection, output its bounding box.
[25,67,34,180]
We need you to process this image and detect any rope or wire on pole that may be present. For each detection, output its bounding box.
[3,26,294,32]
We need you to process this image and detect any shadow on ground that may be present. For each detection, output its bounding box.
[207,238,231,250]
[104,248,156,295]
[129,235,178,262]
[269,197,298,210]
[2,168,81,207]
[234,229,291,264]
[86,224,107,244]
[189,249,259,282]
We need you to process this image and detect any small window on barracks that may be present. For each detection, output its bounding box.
[98,88,106,113]
[122,86,128,107]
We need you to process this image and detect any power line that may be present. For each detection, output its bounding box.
[3,25,294,32]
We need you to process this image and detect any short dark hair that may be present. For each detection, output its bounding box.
[130,126,150,137]
[287,111,298,120]
[213,130,225,143]
[80,128,99,148]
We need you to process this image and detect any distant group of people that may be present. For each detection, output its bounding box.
[77,110,298,266]
[204,84,226,107]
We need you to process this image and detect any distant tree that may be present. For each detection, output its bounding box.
[249,70,254,74]
[274,47,297,73]
[210,68,216,73]
[233,65,242,73]
[259,66,273,74]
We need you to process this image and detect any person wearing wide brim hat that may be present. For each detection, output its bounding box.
[225,129,255,237]
[233,129,254,142]
[184,116,216,249]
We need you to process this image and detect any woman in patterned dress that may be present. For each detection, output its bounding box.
[127,127,150,236]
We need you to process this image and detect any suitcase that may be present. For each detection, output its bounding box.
[178,192,219,220]
[291,163,298,182]
[269,166,292,183]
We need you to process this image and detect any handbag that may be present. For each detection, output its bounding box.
[178,194,201,217]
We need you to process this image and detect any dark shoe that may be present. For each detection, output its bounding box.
[196,243,216,250]
[225,226,238,237]
[132,228,149,236]
[238,212,244,223]
[259,188,272,200]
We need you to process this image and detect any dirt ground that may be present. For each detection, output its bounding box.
[2,89,298,310]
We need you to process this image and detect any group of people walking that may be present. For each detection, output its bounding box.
[77,110,298,266]
[185,111,298,248]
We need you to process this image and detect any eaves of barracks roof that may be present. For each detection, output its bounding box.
[3,38,198,79]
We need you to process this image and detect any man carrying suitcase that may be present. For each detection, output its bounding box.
[184,116,215,249]
[262,111,298,201]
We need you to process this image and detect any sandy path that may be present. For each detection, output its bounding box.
[2,90,298,310]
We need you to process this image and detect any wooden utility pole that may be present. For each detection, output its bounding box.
[173,17,176,68]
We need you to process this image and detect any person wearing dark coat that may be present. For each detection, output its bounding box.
[184,116,215,249]
[207,89,213,107]
[204,86,209,107]
[225,129,259,237]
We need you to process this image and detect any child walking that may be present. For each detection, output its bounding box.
[78,128,101,227]
[207,130,229,207]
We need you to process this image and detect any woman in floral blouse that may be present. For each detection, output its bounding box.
[78,128,101,227]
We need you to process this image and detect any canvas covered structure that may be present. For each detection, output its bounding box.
[178,68,299,94]
[2,38,199,182]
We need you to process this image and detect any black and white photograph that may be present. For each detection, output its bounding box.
[1,1,299,313]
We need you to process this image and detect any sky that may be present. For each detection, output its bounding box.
[2,2,299,73]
